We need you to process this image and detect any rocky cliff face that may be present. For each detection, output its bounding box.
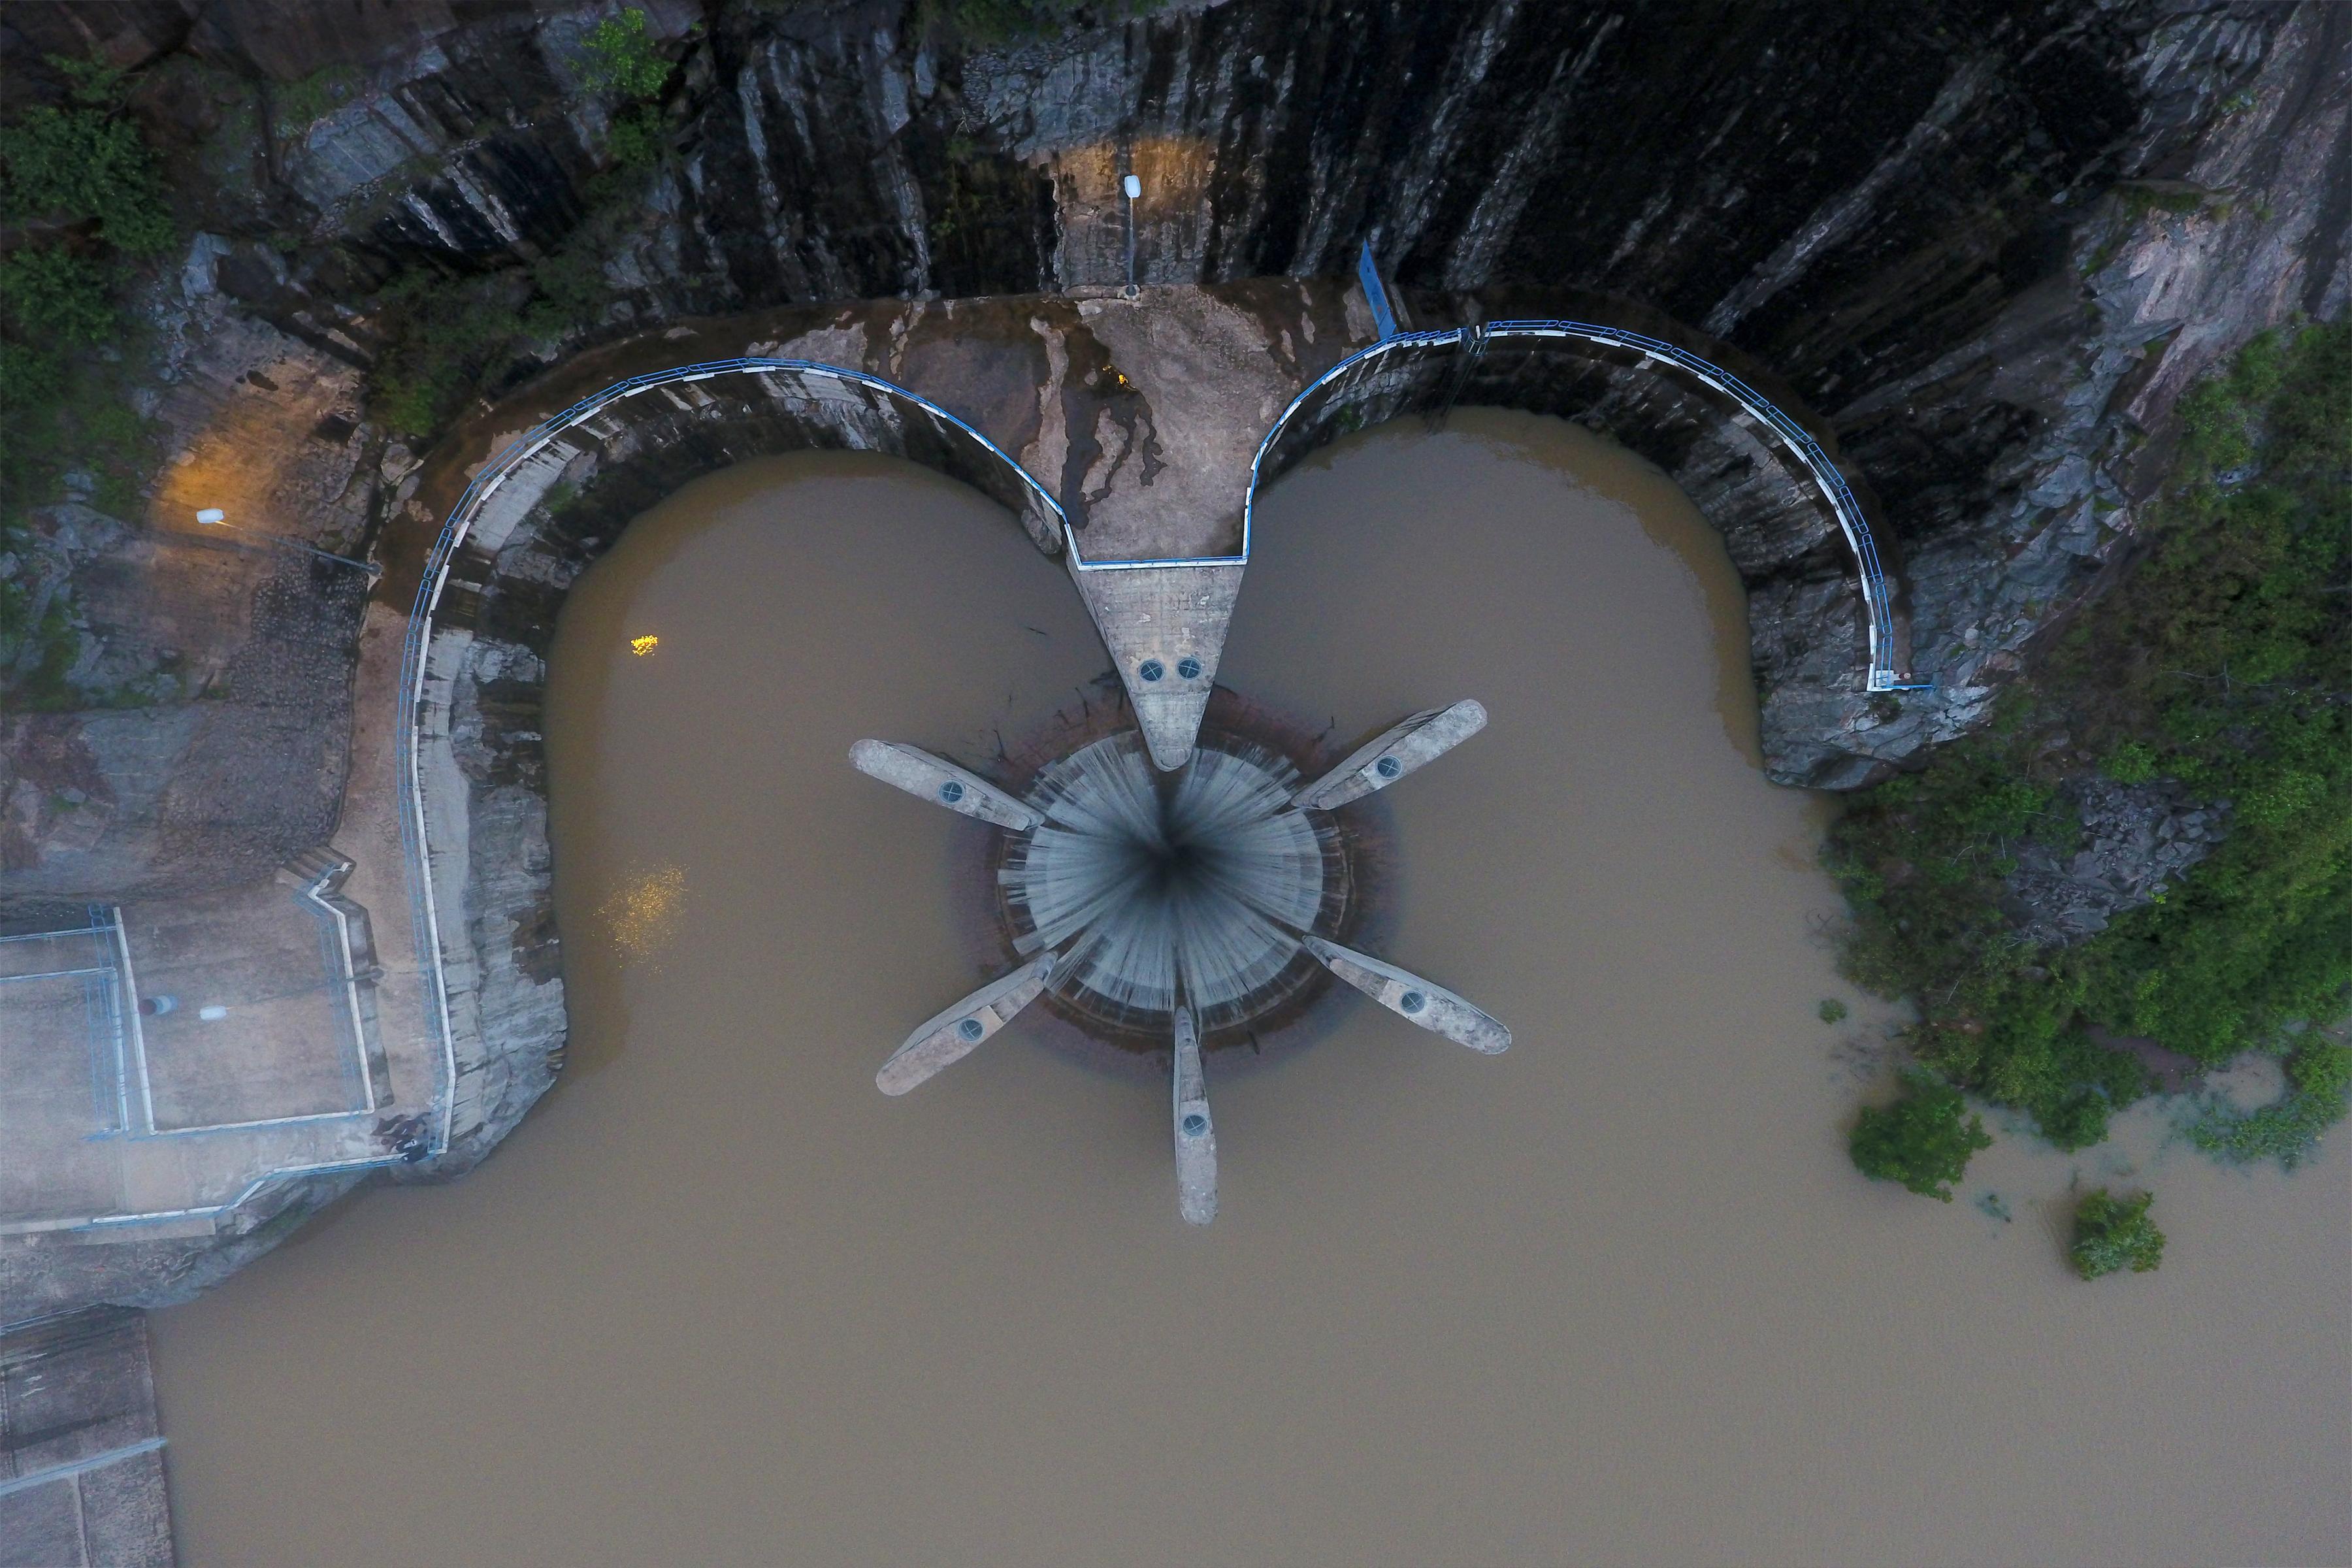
[6,0,2342,806]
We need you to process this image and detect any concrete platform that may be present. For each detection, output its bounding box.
[0,1309,174,1567]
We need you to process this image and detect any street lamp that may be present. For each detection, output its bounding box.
[1121,172,1142,299]
[195,507,381,580]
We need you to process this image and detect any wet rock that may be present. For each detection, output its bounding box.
[2005,776,2227,948]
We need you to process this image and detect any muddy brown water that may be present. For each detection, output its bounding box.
[152,412,2349,1566]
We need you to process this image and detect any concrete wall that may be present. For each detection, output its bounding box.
[1250,317,1903,785]
[407,361,1062,1171]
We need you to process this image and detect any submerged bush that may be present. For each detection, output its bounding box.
[1850,1073,1993,1201]
[2069,1189,2165,1279]
[2189,1036,2352,1169]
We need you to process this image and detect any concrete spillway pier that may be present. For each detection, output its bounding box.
[876,958,1056,1095]
[1171,1006,1218,1226]
[1068,561,1245,773]
[1294,700,1489,810]
[851,740,1043,832]
[1303,937,1512,1054]
[853,688,1502,1220]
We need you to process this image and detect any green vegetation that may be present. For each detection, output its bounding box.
[2069,1189,2165,1279]
[580,10,672,100]
[0,60,177,258]
[1818,998,1848,1024]
[2189,1034,2352,1168]
[371,242,606,435]
[1849,1073,1993,1201]
[363,8,700,438]
[369,36,680,436]
[1827,322,2352,1159]
[1,57,174,706]
[271,65,363,139]
[578,8,672,170]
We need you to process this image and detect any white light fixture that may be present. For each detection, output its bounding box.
[195,508,225,525]
[1122,174,1141,200]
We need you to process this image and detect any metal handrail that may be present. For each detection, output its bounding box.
[396,359,1067,1157]
[1240,321,1920,693]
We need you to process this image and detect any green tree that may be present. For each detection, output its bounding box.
[1849,1073,1993,1201]
[1825,322,2352,1154]
[580,10,670,100]
[0,59,175,256]
[2069,1189,2165,1279]
[0,246,120,343]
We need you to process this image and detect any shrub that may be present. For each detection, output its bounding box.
[603,106,665,170]
[0,60,176,257]
[1826,322,2352,1152]
[580,10,670,101]
[1819,998,1849,1024]
[1849,1073,1993,1201]
[2102,740,2159,784]
[0,247,120,343]
[2069,1189,2164,1279]
[2189,1036,2352,1169]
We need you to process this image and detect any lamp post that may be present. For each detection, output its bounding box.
[194,508,381,581]
[1121,171,1141,299]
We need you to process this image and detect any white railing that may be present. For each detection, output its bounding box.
[1240,322,1920,692]
[398,359,1068,1157]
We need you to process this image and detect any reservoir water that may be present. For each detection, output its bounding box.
[150,412,2349,1565]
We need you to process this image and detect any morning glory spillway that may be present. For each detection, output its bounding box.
[1000,732,1339,1034]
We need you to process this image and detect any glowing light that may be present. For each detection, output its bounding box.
[629,635,660,657]
[598,865,686,966]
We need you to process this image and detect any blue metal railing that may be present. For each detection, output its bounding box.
[395,359,1067,1157]
[1358,242,1399,341]
[400,334,1918,1154]
[1240,321,1922,693]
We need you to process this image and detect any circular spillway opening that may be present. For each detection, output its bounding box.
[1181,1113,1209,1137]
[996,727,1354,1041]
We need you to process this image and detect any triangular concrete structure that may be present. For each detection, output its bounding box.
[1067,559,1245,771]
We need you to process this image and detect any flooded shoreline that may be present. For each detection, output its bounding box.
[150,414,2349,1566]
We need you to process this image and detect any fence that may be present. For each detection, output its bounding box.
[396,359,1069,1156]
[1241,321,1922,693]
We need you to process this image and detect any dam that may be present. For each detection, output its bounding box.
[2,2,2347,1560]
[133,414,2347,1565]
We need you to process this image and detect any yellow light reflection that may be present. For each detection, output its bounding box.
[599,865,685,966]
[629,634,660,657]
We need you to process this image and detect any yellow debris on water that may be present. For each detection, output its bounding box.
[599,865,685,965]
[629,634,660,657]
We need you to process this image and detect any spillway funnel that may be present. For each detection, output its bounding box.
[1301,936,1511,1054]
[851,739,1041,832]
[1067,559,1245,771]
[877,956,1056,1095]
[1294,700,1487,811]
[1171,1005,1218,1226]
